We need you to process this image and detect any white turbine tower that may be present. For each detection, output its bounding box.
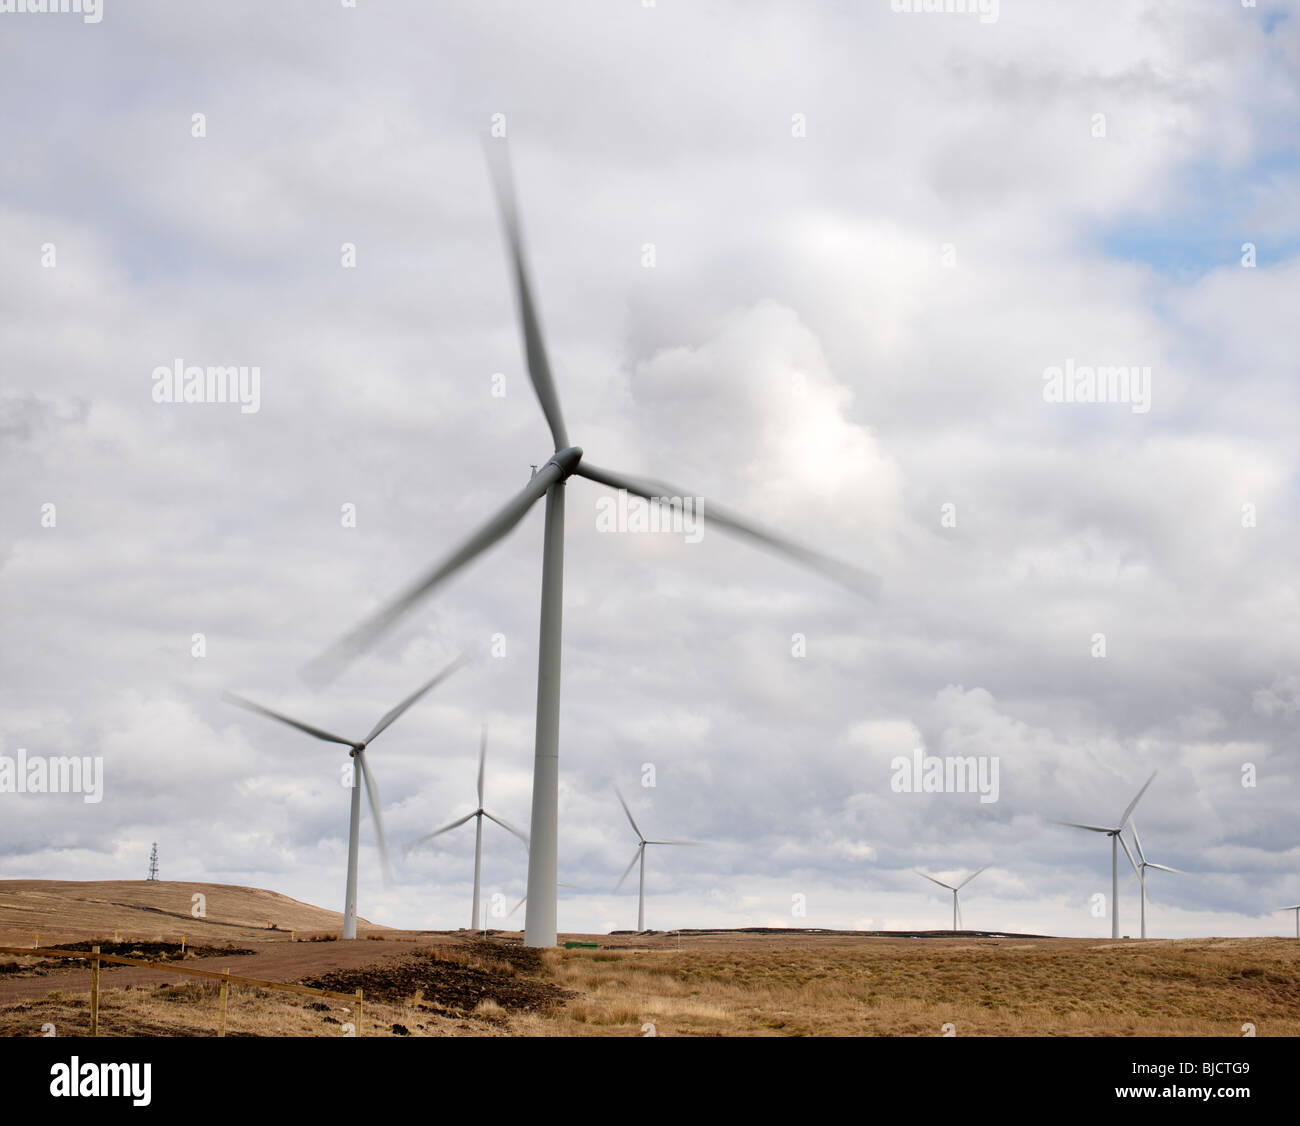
[406,724,528,931]
[614,789,700,933]
[1278,905,1300,938]
[1125,818,1183,940]
[914,866,989,931]
[304,149,878,947]
[226,656,464,938]
[1057,771,1156,939]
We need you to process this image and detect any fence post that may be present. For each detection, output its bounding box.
[218,969,230,1037]
[355,989,364,1037]
[89,946,100,1037]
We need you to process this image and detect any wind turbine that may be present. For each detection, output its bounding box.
[303,148,879,947]
[614,789,700,933]
[914,866,989,931]
[225,655,464,938]
[406,724,528,931]
[1125,818,1183,940]
[1278,905,1300,939]
[507,882,583,924]
[1057,771,1156,939]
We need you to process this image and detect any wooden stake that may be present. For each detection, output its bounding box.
[355,989,364,1037]
[218,969,230,1037]
[89,946,100,1037]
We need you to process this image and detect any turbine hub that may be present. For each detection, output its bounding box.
[548,446,583,478]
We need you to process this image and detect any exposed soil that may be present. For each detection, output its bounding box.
[301,947,567,1016]
[0,940,256,980]
[0,937,420,1004]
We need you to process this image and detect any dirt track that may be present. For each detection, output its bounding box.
[0,939,430,1003]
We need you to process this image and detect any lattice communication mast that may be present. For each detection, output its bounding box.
[147,842,159,881]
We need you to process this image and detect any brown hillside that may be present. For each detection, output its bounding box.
[0,880,389,946]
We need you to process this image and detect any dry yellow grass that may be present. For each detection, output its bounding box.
[7,932,1294,1037]
[1,979,510,1038]
[507,934,1300,1037]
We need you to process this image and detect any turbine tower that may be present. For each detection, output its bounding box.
[1057,771,1156,939]
[304,149,878,947]
[406,724,528,931]
[614,788,700,932]
[1278,905,1300,939]
[914,865,988,931]
[1125,818,1183,940]
[226,656,464,938]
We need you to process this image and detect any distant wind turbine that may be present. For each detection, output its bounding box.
[614,788,700,932]
[225,655,465,938]
[914,866,989,931]
[1124,818,1184,940]
[1056,771,1156,939]
[406,724,528,931]
[507,882,583,923]
[1278,905,1300,939]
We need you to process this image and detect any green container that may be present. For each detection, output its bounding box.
[564,941,599,949]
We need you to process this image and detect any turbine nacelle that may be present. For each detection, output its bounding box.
[547,446,584,477]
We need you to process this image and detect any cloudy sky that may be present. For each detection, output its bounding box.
[2,0,1297,939]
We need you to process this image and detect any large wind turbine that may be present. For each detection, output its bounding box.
[1125,818,1183,940]
[1278,905,1300,939]
[1057,771,1156,939]
[914,865,989,931]
[226,656,464,938]
[614,789,699,932]
[303,149,879,947]
[406,724,528,931]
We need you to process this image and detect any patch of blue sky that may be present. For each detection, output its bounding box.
[1092,151,1300,279]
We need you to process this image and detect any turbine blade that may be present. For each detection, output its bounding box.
[1277,905,1300,911]
[1119,771,1158,828]
[483,810,529,845]
[614,786,644,842]
[614,846,642,891]
[1129,818,1146,864]
[477,723,488,807]
[955,864,990,890]
[1117,833,1140,878]
[1147,863,1184,875]
[485,144,569,451]
[508,895,526,918]
[405,811,476,853]
[303,466,558,684]
[956,897,963,931]
[645,840,702,846]
[223,693,355,748]
[357,751,394,885]
[574,462,881,599]
[1124,871,1140,891]
[1053,820,1115,833]
[914,868,954,890]
[362,654,469,745]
